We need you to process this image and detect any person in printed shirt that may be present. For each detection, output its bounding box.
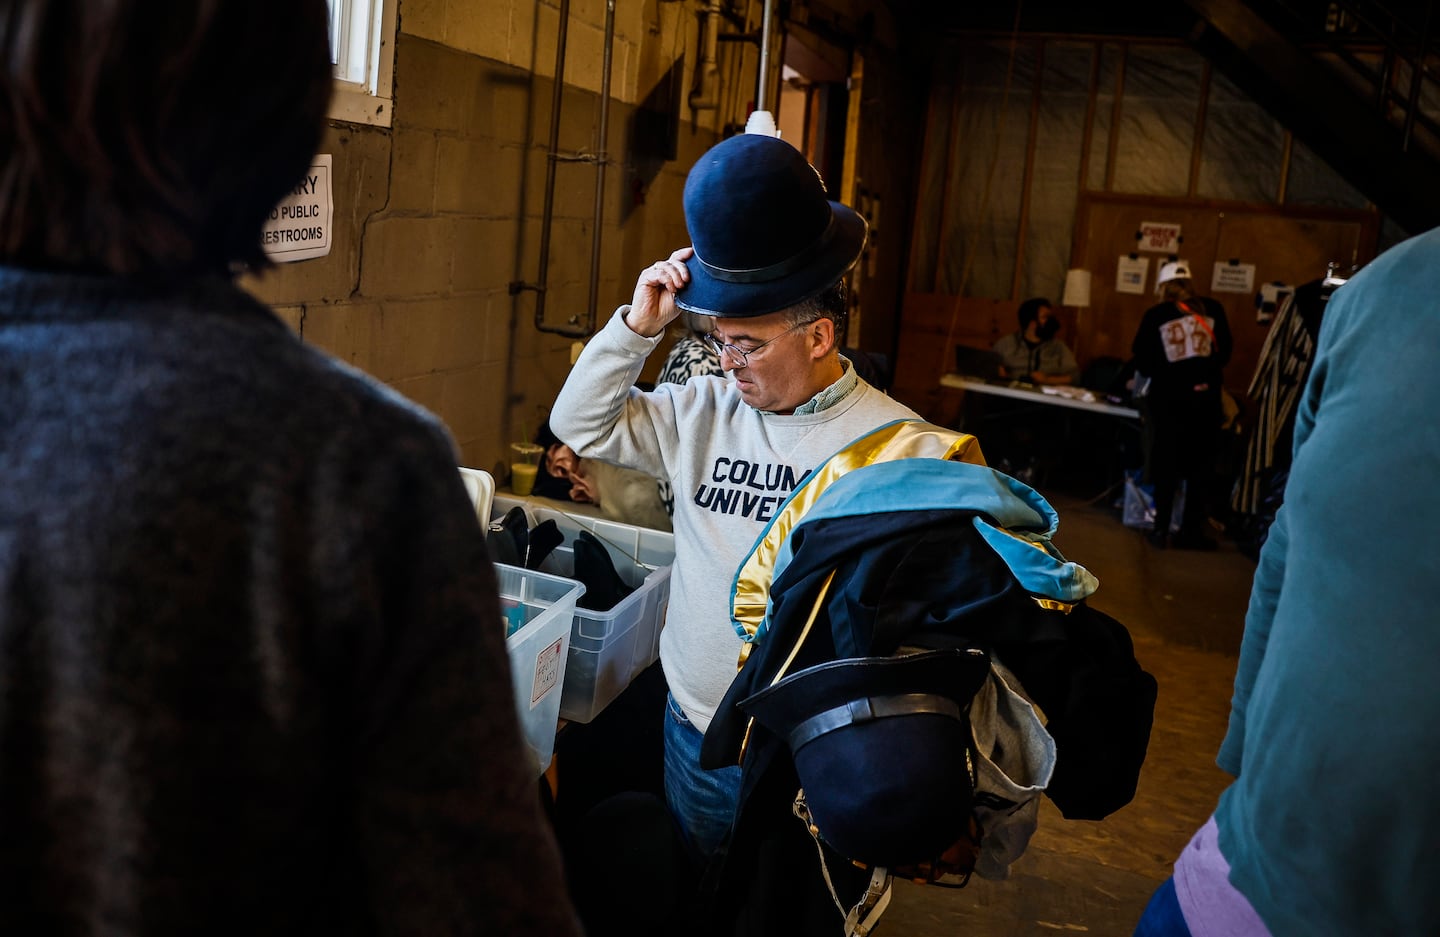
[550,130,982,869]
[658,324,726,387]
[1131,260,1233,549]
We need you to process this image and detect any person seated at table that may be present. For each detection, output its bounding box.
[993,297,1079,385]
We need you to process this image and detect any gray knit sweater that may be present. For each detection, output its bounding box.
[0,269,582,936]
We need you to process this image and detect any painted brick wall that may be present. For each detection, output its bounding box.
[247,0,739,481]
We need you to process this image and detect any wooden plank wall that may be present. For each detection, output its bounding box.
[895,196,1379,425]
[1070,194,1378,402]
[892,293,1020,422]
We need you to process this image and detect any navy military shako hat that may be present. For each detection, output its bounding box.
[675,134,867,318]
[739,648,989,867]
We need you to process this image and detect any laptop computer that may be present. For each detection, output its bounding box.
[954,345,1006,381]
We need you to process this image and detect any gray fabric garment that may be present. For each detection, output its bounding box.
[970,660,1056,880]
[0,268,583,937]
[992,332,1079,380]
[586,458,673,531]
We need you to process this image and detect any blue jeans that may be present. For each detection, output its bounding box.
[663,692,742,861]
[1134,877,1193,937]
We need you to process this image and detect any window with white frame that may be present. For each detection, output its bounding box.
[327,0,397,127]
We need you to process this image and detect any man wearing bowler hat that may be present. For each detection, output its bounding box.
[551,131,983,867]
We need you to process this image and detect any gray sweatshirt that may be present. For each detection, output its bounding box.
[551,308,921,731]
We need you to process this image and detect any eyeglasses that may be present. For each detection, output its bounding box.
[700,320,814,367]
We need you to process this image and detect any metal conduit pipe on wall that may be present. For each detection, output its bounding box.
[510,0,617,338]
[691,0,724,111]
[588,0,616,331]
[756,0,774,111]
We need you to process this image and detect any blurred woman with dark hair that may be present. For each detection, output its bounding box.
[0,3,583,934]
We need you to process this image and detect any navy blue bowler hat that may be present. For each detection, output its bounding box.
[739,648,989,867]
[676,134,867,318]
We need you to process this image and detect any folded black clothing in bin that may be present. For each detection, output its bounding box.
[487,509,567,572]
[526,519,564,570]
[573,530,635,612]
[487,505,528,567]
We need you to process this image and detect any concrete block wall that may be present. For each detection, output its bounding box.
[247,0,751,481]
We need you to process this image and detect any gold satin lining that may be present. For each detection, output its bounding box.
[732,421,983,667]
[1031,597,1076,613]
[738,569,838,765]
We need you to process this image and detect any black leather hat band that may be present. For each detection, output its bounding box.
[786,692,964,753]
[693,213,838,284]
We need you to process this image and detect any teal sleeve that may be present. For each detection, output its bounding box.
[1218,502,1285,776]
[1217,316,1326,777]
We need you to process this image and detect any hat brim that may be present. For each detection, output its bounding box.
[740,648,989,740]
[675,202,867,318]
[739,649,989,867]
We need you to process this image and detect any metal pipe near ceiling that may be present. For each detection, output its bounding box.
[588,0,616,331]
[757,0,775,111]
[509,0,614,338]
[691,0,723,110]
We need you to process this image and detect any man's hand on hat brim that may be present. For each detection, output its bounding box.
[625,246,693,338]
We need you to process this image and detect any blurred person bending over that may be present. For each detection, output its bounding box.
[0,3,582,935]
[550,132,983,871]
[536,423,672,531]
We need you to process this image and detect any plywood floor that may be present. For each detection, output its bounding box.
[878,493,1255,936]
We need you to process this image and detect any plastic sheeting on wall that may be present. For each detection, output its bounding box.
[1198,70,1285,202]
[909,37,1393,301]
[1112,46,1203,196]
[1021,42,1093,303]
[938,40,1036,299]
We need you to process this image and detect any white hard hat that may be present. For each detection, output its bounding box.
[1155,260,1192,292]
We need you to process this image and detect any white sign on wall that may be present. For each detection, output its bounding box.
[1137,221,1181,253]
[1211,262,1256,294]
[261,154,333,263]
[1116,255,1149,295]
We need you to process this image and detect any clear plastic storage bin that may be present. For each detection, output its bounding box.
[495,564,584,774]
[491,495,675,723]
[457,466,495,527]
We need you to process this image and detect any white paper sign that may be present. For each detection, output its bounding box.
[261,154,333,263]
[1116,255,1149,295]
[1211,262,1256,294]
[530,636,564,708]
[1138,221,1181,253]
